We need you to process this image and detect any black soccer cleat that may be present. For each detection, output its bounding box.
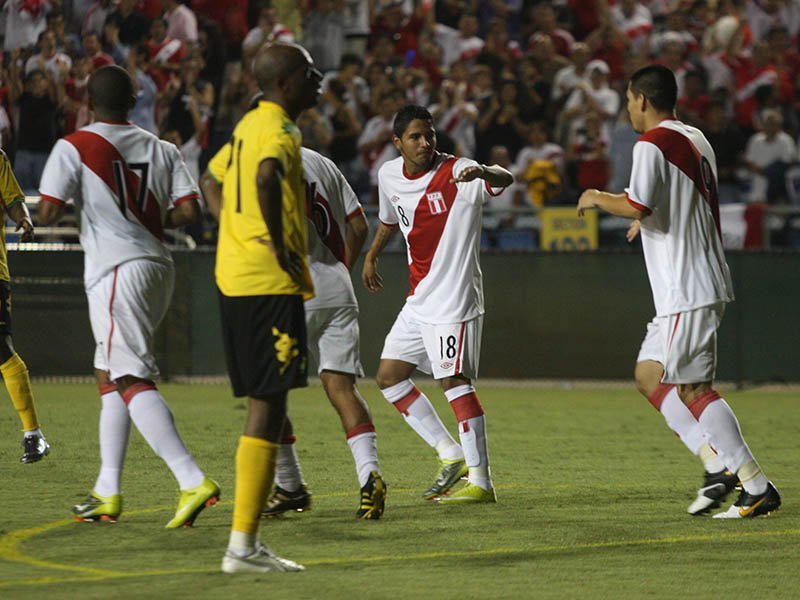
[356,471,386,520]
[20,434,50,464]
[687,469,739,515]
[713,481,781,519]
[262,485,311,517]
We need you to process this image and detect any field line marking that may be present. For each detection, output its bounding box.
[1,515,798,589]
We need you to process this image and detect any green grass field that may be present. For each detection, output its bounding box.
[0,382,797,599]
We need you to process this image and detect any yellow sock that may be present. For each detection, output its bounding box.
[231,435,278,535]
[1,354,39,432]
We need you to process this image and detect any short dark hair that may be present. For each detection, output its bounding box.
[629,64,678,113]
[88,65,135,113]
[393,104,433,138]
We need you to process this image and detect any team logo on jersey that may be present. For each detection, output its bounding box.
[272,327,300,374]
[427,191,447,215]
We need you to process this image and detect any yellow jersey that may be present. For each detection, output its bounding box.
[208,101,313,297]
[0,150,26,282]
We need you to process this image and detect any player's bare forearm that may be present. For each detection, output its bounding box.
[200,173,222,221]
[257,159,305,281]
[362,222,396,293]
[8,200,34,241]
[36,197,64,226]
[481,164,514,188]
[344,213,369,272]
[166,198,201,228]
[451,164,514,188]
[577,189,646,220]
[257,159,285,252]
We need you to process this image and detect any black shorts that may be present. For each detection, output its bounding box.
[0,280,11,336]
[219,291,308,398]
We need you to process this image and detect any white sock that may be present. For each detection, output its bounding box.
[274,438,305,492]
[23,427,42,438]
[346,425,381,487]
[227,530,257,557]
[127,387,205,490]
[445,385,492,490]
[659,387,706,454]
[382,379,463,460]
[692,393,768,495]
[94,390,131,497]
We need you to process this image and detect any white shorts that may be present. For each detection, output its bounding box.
[306,305,364,377]
[87,259,174,381]
[637,303,724,384]
[381,306,483,380]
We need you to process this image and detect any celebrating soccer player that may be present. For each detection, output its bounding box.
[577,64,780,518]
[363,105,513,503]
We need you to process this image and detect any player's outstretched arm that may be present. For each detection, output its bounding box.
[577,189,647,220]
[450,164,514,188]
[362,222,397,294]
[8,200,34,242]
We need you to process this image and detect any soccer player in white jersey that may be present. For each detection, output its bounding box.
[362,105,513,503]
[265,148,386,519]
[577,64,780,519]
[37,65,220,528]
[203,142,387,519]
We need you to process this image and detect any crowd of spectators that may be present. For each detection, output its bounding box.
[2,0,800,247]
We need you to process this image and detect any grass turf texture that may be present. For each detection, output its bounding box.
[0,382,797,599]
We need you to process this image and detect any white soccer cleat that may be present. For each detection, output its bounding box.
[221,543,305,574]
[687,469,739,516]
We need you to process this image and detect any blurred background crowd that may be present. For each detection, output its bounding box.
[2,0,800,248]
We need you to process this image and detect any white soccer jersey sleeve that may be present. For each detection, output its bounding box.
[39,138,81,205]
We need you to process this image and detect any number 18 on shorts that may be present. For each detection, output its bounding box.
[381,309,483,380]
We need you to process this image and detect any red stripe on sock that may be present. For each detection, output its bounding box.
[119,381,157,405]
[450,393,484,422]
[648,383,675,411]
[98,383,117,395]
[687,389,722,419]
[346,422,376,439]
[392,387,421,414]
[281,435,297,445]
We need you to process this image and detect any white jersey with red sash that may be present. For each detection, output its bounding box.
[301,147,364,310]
[39,121,199,288]
[625,119,734,317]
[378,152,503,324]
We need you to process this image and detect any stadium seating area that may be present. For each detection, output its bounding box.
[2,0,800,248]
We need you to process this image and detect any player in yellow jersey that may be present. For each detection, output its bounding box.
[0,150,49,464]
[203,43,321,574]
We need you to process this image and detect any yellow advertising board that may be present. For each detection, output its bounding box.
[539,207,598,251]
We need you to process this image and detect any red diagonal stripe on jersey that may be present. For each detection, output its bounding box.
[407,157,458,295]
[66,130,165,241]
[639,127,721,236]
